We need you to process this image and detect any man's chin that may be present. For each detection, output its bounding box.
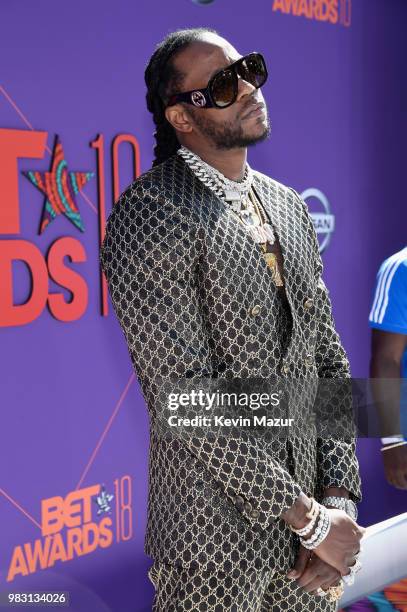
[244,123,272,146]
[212,122,271,150]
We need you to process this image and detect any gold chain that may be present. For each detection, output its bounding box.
[249,189,270,253]
[248,189,266,225]
[249,190,284,286]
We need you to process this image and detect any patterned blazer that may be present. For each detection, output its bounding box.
[99,152,362,576]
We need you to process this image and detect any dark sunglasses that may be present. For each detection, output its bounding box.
[165,51,268,109]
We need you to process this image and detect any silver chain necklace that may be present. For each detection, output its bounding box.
[177,144,275,245]
[177,145,253,212]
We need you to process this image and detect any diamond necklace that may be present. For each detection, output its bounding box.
[177,144,275,245]
[177,145,253,213]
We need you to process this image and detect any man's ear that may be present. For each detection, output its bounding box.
[164,105,193,134]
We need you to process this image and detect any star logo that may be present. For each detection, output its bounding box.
[23,135,94,234]
[93,484,114,515]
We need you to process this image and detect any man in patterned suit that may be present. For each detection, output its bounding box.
[100,28,364,611]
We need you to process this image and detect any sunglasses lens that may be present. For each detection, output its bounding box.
[209,53,267,108]
[239,54,267,88]
[211,70,236,107]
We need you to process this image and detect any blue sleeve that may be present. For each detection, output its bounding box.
[369,257,407,334]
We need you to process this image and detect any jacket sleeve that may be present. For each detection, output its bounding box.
[290,188,362,504]
[100,185,303,530]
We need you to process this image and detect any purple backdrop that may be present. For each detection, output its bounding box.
[1,1,406,610]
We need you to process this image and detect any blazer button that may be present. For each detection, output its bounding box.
[304,298,314,310]
[304,354,314,366]
[243,501,253,514]
[250,509,260,519]
[249,304,261,317]
[234,495,245,510]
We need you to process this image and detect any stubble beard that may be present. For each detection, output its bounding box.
[186,107,272,150]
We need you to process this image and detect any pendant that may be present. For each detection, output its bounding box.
[263,252,284,287]
[224,189,243,203]
[242,210,260,226]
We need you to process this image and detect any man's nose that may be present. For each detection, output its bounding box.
[236,75,257,100]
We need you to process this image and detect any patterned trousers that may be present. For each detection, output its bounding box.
[148,559,339,612]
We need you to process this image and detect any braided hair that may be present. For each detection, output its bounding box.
[145,27,218,167]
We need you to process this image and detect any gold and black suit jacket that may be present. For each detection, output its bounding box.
[99,152,362,575]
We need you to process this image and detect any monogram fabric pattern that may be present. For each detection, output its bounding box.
[99,153,362,578]
[148,559,338,611]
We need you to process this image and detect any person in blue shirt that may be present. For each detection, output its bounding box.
[369,246,407,490]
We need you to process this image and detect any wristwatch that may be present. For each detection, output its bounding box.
[321,496,358,521]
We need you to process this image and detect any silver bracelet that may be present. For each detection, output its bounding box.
[300,504,332,550]
[306,511,331,549]
[300,505,327,545]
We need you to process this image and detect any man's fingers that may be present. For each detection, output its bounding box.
[357,524,366,536]
[305,576,328,594]
[386,468,407,489]
[396,470,407,489]
[295,564,320,588]
[391,474,406,489]
[287,546,311,579]
[320,575,342,591]
[297,558,340,592]
[339,562,351,576]
[297,568,339,593]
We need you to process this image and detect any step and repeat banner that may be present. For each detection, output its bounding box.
[1,1,406,610]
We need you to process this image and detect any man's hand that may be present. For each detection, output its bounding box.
[282,494,365,576]
[310,508,365,575]
[287,545,342,594]
[382,444,407,489]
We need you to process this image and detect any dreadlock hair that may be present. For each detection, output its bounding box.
[145,27,218,167]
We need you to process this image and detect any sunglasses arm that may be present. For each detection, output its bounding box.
[166,88,215,108]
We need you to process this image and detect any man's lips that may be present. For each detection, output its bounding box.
[241,102,265,119]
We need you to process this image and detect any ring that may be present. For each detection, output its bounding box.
[342,559,363,586]
[315,581,344,601]
[353,559,363,573]
[315,588,327,597]
[326,581,345,602]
